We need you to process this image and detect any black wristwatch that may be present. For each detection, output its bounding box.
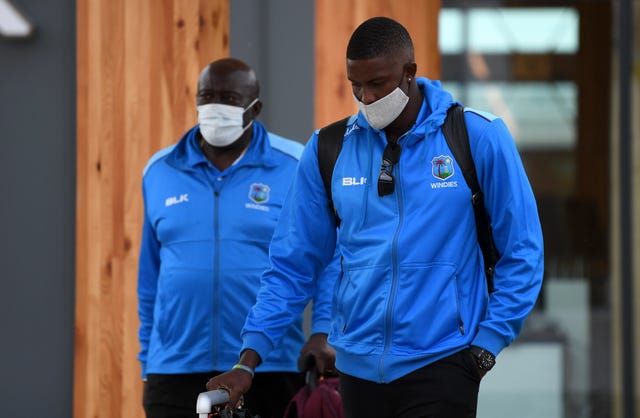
[469,345,496,371]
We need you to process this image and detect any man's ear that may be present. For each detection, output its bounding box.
[405,62,417,79]
[251,99,263,118]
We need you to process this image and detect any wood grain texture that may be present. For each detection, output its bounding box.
[75,1,228,417]
[315,0,442,129]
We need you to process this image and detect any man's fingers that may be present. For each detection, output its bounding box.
[204,369,254,411]
[315,353,337,375]
[315,355,326,374]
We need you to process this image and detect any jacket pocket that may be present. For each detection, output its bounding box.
[392,262,463,352]
[332,265,391,351]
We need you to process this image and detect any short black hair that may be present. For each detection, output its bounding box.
[346,17,414,61]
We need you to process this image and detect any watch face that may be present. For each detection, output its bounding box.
[470,347,496,371]
[479,352,496,370]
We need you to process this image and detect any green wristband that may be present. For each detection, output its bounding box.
[232,363,255,378]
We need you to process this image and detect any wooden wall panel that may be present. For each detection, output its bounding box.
[315,0,442,128]
[75,1,228,417]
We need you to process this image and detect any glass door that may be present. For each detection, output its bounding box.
[439,2,613,417]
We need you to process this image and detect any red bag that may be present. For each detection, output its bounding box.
[282,375,343,418]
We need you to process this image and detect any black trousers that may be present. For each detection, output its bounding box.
[339,349,481,418]
[143,371,304,418]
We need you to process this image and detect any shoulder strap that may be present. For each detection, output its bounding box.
[442,106,479,198]
[317,117,349,224]
[442,105,499,293]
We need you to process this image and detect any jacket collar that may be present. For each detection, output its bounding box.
[165,120,277,172]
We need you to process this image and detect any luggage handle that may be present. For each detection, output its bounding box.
[196,389,230,417]
[298,353,320,392]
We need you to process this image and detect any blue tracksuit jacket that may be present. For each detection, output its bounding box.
[137,121,335,377]
[241,78,544,383]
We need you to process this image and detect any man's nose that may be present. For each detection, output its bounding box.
[359,88,377,105]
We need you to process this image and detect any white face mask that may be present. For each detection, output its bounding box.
[197,98,258,147]
[354,86,409,130]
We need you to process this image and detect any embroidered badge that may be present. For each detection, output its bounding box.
[431,155,454,180]
[249,183,270,204]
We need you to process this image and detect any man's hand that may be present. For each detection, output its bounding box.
[205,369,252,409]
[298,333,336,376]
[206,350,260,409]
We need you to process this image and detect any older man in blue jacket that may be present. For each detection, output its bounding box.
[137,58,337,418]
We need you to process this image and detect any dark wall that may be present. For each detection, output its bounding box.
[0,1,313,416]
[0,0,76,417]
[230,0,315,144]
[230,0,315,336]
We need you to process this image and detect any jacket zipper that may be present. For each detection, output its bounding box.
[454,275,465,334]
[379,159,404,383]
[212,189,220,365]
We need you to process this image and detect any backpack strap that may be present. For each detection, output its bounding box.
[317,117,349,225]
[442,105,500,293]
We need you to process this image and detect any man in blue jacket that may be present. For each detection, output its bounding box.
[207,17,544,418]
[137,57,337,418]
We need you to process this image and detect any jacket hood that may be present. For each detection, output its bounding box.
[414,77,458,134]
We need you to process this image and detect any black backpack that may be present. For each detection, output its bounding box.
[316,105,499,292]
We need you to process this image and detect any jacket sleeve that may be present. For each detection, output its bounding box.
[469,116,544,356]
[137,181,161,378]
[310,246,341,335]
[241,133,338,362]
